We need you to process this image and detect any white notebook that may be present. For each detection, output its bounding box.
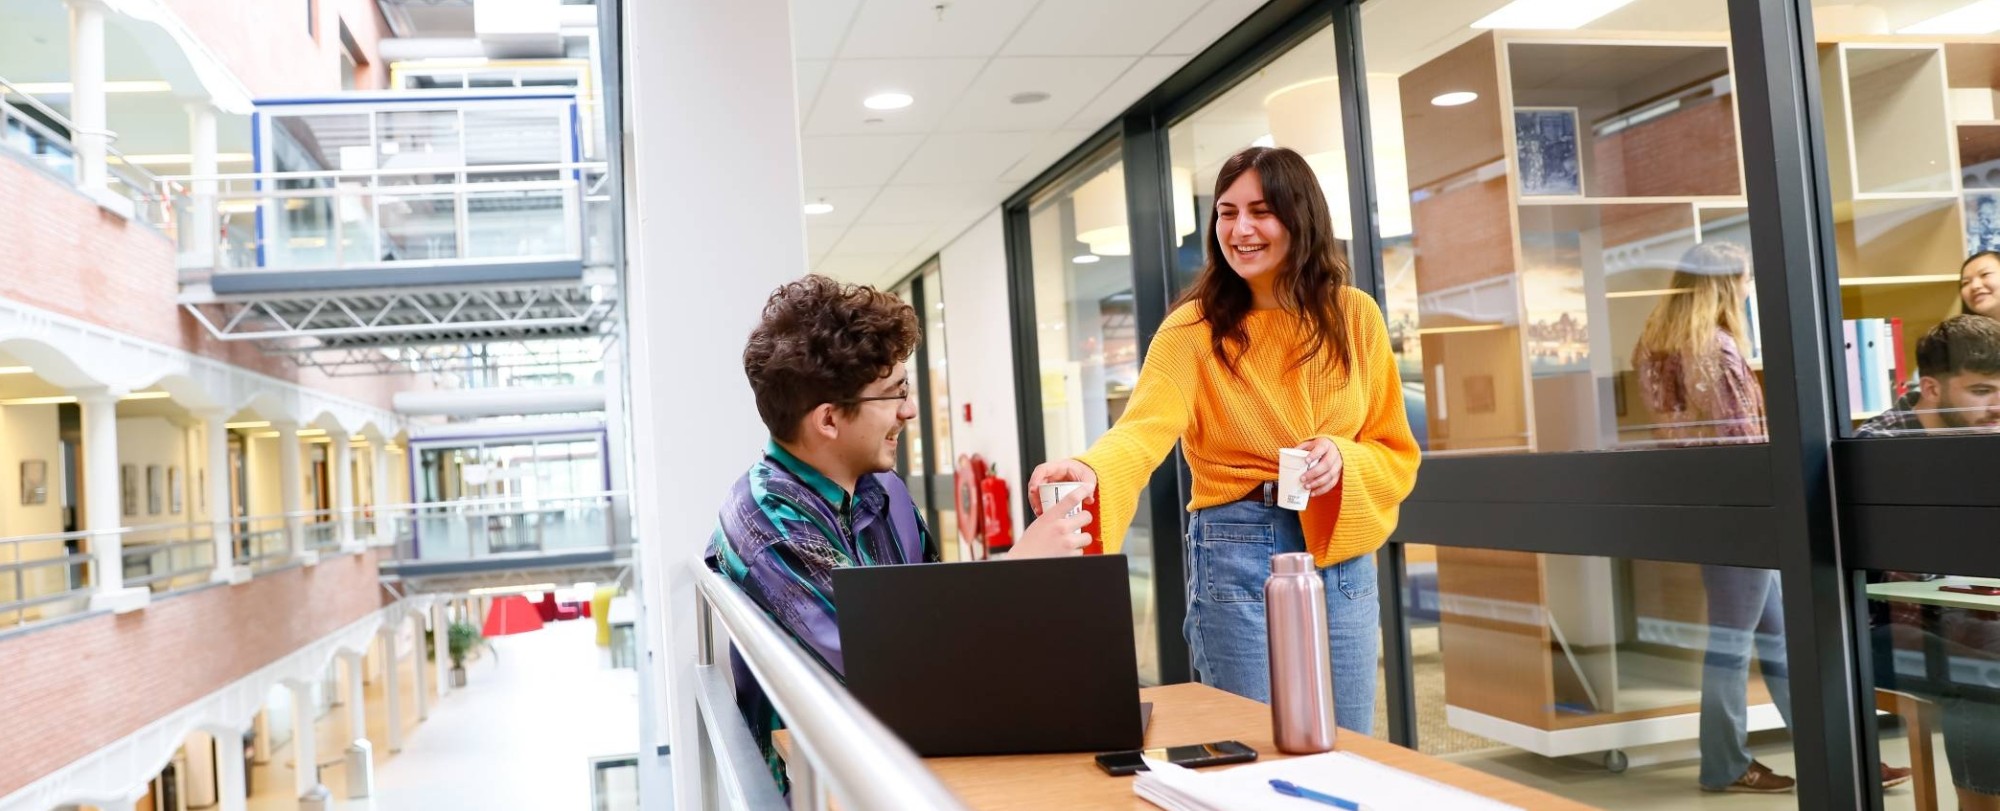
[1134,750,1523,811]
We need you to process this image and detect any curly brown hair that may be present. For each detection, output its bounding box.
[744,275,919,442]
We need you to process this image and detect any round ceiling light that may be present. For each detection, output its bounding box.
[1010,91,1052,105]
[1431,91,1479,107]
[1073,254,1101,264]
[863,92,914,111]
[803,201,834,215]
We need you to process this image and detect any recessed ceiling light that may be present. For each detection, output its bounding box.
[863,92,914,111]
[1073,254,1101,264]
[803,200,834,215]
[1471,0,1636,30]
[1010,91,1051,105]
[1431,91,1478,107]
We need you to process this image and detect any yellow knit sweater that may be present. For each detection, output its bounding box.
[1075,287,1421,567]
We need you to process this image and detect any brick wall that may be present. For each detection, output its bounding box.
[1592,95,1742,199]
[0,551,386,797]
[163,0,394,97]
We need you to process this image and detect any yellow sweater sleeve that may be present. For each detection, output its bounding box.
[1073,329,1194,554]
[1300,296,1423,565]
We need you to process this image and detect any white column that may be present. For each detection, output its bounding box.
[413,617,430,721]
[214,728,248,811]
[199,410,248,584]
[275,422,308,564]
[332,430,357,550]
[187,101,219,268]
[287,680,322,799]
[372,442,394,545]
[79,389,148,613]
[252,710,271,764]
[382,625,404,753]
[432,600,451,697]
[66,0,108,195]
[343,651,367,744]
[623,0,808,805]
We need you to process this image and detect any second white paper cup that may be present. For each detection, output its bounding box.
[1037,482,1084,518]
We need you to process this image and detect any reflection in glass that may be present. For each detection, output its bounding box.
[1866,568,2000,809]
[920,265,960,560]
[1398,544,1800,807]
[1026,144,1159,685]
[377,194,459,261]
[1363,0,1763,455]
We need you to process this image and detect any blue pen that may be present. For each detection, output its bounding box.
[1270,778,1366,810]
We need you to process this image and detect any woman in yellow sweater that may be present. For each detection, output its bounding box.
[1027,146,1420,731]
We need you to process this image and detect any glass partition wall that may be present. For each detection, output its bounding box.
[997,0,2000,807]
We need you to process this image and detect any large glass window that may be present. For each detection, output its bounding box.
[1803,1,2000,439]
[919,264,960,561]
[1363,0,1766,455]
[1025,143,1160,685]
[1399,544,1801,808]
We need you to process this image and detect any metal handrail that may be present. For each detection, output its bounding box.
[120,535,215,591]
[1,76,165,209]
[153,161,608,185]
[692,564,971,811]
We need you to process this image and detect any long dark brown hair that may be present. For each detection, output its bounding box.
[1175,146,1352,378]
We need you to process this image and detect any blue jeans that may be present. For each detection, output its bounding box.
[1698,565,1794,789]
[1182,500,1380,734]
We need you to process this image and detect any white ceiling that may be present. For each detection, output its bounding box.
[795,0,1272,288]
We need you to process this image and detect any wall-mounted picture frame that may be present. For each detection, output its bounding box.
[121,464,139,516]
[146,464,163,516]
[1515,107,1584,197]
[1966,191,2000,255]
[20,460,47,505]
[169,466,183,515]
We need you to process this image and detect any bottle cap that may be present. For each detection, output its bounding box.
[1271,552,1315,575]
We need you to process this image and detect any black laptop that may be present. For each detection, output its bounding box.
[832,554,1144,757]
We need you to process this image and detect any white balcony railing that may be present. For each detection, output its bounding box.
[154,162,614,277]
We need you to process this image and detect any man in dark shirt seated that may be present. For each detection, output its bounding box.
[1856,315,2000,437]
[707,275,1093,787]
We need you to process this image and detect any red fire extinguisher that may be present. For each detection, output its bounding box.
[978,469,1013,553]
[954,453,1017,558]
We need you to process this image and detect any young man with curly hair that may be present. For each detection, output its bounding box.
[707,275,1091,786]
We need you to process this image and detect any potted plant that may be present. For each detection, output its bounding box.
[447,620,484,687]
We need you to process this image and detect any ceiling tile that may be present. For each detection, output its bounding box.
[833,223,938,256]
[839,0,1037,59]
[1063,55,1185,132]
[1001,129,1096,183]
[891,132,1037,185]
[1000,0,1208,57]
[801,135,924,188]
[807,224,850,259]
[815,253,910,282]
[935,57,1135,133]
[796,60,830,115]
[805,58,987,136]
[799,185,881,227]
[862,182,1013,224]
[1152,0,1271,56]
[793,0,863,60]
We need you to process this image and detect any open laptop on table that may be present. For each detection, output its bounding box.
[832,554,1145,757]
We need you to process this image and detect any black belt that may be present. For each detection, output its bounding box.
[1234,481,1280,507]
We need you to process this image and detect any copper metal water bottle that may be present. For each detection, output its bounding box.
[1267,552,1336,753]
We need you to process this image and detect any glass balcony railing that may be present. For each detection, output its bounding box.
[377,492,624,563]
[1,76,170,221]
[156,162,613,276]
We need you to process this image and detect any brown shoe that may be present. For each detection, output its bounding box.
[1882,763,1913,790]
[1703,761,1796,793]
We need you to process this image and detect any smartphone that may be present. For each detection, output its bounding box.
[1941,584,2000,596]
[1094,741,1258,776]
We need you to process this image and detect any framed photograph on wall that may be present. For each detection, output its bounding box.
[1966,192,2000,255]
[121,464,138,516]
[169,466,183,515]
[146,465,163,516]
[1515,107,1584,197]
[20,460,47,505]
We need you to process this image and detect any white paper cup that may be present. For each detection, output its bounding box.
[1037,482,1085,518]
[1276,448,1311,511]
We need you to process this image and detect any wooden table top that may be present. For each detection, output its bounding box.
[774,682,1597,810]
[1867,577,2000,611]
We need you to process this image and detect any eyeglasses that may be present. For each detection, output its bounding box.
[837,388,911,406]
